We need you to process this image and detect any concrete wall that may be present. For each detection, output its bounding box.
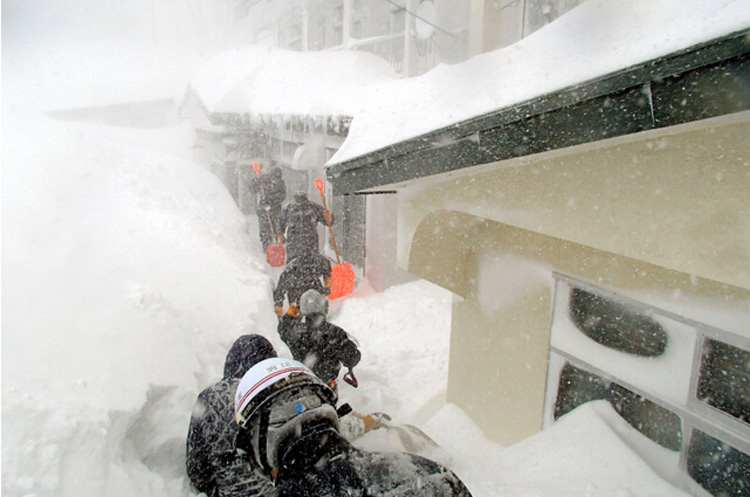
[398,111,750,445]
[364,194,417,292]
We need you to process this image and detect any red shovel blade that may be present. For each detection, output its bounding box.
[329,262,354,299]
[266,242,285,267]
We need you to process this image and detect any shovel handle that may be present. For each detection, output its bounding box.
[252,162,265,197]
[314,179,341,264]
[343,368,358,388]
[251,163,276,233]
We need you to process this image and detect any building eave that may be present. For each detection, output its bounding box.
[327,28,750,196]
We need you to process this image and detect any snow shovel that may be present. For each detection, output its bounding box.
[314,179,354,299]
[254,162,285,267]
[381,419,450,463]
[342,370,437,456]
[352,409,448,462]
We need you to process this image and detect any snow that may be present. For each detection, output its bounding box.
[330,0,750,164]
[171,0,750,168]
[190,45,399,116]
[0,108,696,496]
[2,1,728,496]
[2,0,194,111]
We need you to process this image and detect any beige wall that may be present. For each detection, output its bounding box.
[400,111,750,290]
[410,211,750,445]
[399,111,750,445]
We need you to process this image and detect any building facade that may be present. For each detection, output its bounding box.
[240,0,586,77]
[327,25,750,497]
[191,0,587,282]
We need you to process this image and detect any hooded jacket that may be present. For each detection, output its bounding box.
[276,195,331,262]
[186,335,276,497]
[273,252,332,309]
[255,174,286,213]
[252,173,286,249]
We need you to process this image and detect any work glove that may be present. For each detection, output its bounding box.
[353,412,391,432]
[286,303,299,318]
[274,306,283,316]
[369,413,391,430]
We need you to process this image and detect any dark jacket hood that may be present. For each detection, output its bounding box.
[223,334,277,380]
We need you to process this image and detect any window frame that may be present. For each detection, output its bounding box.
[546,274,750,495]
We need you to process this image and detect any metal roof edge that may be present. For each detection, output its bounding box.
[327,28,750,195]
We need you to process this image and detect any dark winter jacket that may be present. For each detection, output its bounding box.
[272,428,473,496]
[276,196,332,262]
[251,174,286,213]
[277,314,360,384]
[273,252,332,309]
[252,174,286,249]
[186,335,276,497]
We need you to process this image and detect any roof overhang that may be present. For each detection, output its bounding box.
[327,29,750,196]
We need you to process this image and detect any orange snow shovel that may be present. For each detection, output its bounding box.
[253,162,285,267]
[315,179,354,299]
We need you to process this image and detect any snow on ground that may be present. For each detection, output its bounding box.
[2,100,692,497]
[3,2,698,495]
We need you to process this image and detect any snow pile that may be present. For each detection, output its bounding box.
[1,109,280,496]
[2,1,698,495]
[0,111,693,496]
[332,280,453,423]
[427,401,689,497]
[330,0,750,163]
[189,45,399,116]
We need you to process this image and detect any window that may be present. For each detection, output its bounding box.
[389,6,405,34]
[687,429,750,496]
[569,288,668,357]
[554,362,610,420]
[549,275,750,497]
[554,362,682,451]
[332,4,344,45]
[523,0,587,37]
[697,338,750,424]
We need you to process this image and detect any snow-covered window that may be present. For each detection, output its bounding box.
[554,362,682,451]
[696,338,750,425]
[687,429,750,497]
[569,288,668,357]
[546,274,750,497]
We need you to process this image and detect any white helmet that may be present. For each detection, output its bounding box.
[299,289,329,317]
[234,358,338,475]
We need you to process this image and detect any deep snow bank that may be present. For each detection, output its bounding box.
[1,113,280,496]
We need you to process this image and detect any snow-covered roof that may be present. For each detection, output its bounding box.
[184,0,750,168]
[189,45,399,117]
[329,0,750,165]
